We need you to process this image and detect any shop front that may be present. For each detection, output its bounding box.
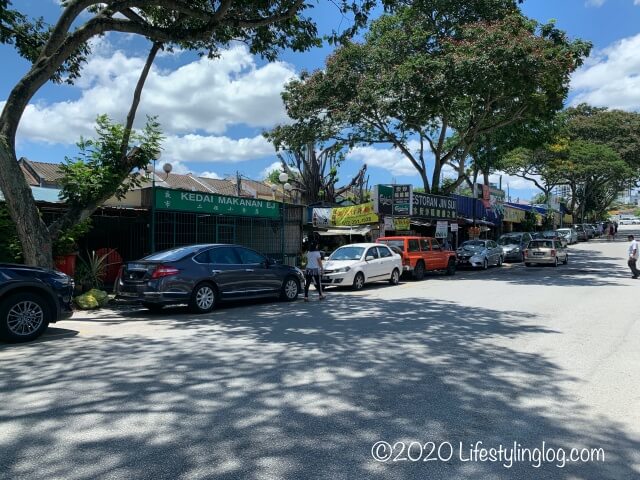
[503,206,526,232]
[151,187,303,265]
[310,202,380,251]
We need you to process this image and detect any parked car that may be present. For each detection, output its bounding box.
[456,240,503,269]
[573,224,589,242]
[322,243,402,290]
[556,228,578,245]
[497,232,533,262]
[524,239,568,267]
[0,264,74,342]
[115,244,305,313]
[583,224,596,239]
[376,236,457,279]
[587,224,601,237]
[538,230,568,248]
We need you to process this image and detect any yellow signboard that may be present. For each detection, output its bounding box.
[330,202,379,226]
[394,218,411,230]
[503,206,526,223]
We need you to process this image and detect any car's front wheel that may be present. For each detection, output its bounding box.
[352,272,365,291]
[0,292,51,343]
[280,276,300,301]
[189,283,217,313]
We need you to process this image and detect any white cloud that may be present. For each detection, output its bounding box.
[571,33,640,110]
[162,134,273,163]
[199,171,221,179]
[347,142,422,177]
[260,161,284,180]
[12,43,296,163]
[585,0,606,6]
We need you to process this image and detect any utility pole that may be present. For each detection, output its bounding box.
[236,171,242,197]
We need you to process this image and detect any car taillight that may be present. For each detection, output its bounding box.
[151,265,180,279]
[550,250,556,257]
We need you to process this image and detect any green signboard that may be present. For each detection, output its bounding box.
[155,188,280,218]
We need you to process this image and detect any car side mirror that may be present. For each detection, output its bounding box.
[365,255,375,261]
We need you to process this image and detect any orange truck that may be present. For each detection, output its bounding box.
[376,236,457,279]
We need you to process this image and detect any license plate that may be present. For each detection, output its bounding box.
[533,252,545,256]
[119,292,139,298]
[127,263,146,270]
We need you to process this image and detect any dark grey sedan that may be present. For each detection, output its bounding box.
[115,244,305,313]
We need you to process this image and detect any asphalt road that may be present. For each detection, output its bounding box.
[1,229,640,480]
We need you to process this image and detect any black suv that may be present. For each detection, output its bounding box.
[115,244,306,313]
[0,264,74,343]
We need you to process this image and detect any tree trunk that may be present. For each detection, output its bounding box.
[0,138,53,267]
[483,171,490,186]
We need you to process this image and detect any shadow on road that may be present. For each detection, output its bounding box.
[1,294,638,479]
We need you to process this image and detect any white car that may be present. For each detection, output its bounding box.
[322,243,402,290]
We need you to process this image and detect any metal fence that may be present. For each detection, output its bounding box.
[154,205,303,266]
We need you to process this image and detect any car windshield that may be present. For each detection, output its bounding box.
[529,240,553,249]
[498,235,521,245]
[143,245,203,261]
[329,246,365,261]
[378,240,405,250]
[460,241,486,250]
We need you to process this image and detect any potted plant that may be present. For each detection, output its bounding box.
[53,220,91,276]
[74,249,113,293]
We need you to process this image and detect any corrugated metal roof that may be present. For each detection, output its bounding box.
[198,177,252,197]
[25,160,64,182]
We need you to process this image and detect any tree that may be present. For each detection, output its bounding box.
[279,4,590,193]
[0,0,394,267]
[264,122,368,205]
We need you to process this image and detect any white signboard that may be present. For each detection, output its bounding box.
[435,221,449,239]
[450,223,458,232]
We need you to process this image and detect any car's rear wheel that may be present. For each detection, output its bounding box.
[189,283,217,313]
[142,302,164,313]
[352,272,365,291]
[0,292,51,343]
[446,258,456,276]
[280,276,300,301]
[389,268,400,285]
[413,261,425,280]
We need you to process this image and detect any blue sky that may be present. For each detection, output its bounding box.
[2,0,640,202]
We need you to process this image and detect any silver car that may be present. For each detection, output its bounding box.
[556,228,578,245]
[524,239,569,267]
[456,240,503,269]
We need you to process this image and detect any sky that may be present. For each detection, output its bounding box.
[2,0,640,202]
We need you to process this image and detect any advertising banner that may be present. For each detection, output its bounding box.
[330,202,379,226]
[374,184,413,216]
[394,218,411,230]
[412,193,457,220]
[312,208,332,227]
[503,206,526,223]
[155,188,280,218]
[435,220,449,238]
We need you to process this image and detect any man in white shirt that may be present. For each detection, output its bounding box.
[627,235,639,279]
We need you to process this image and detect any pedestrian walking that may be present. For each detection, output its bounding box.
[304,242,325,301]
[627,235,639,279]
[608,224,615,242]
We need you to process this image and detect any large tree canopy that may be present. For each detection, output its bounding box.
[0,0,395,267]
[279,3,591,193]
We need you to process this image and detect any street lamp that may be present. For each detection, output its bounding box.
[279,172,291,263]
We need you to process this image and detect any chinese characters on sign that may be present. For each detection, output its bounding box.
[412,193,458,220]
[374,184,413,216]
[330,203,379,226]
